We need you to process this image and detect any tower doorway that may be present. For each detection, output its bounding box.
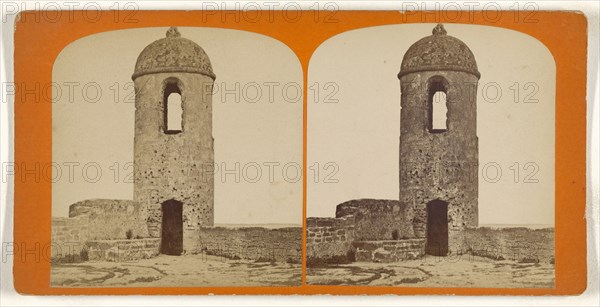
[426,199,449,256]
[161,199,183,255]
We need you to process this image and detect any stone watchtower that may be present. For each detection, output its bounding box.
[132,27,215,255]
[398,24,479,255]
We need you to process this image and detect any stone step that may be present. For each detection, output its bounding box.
[353,239,425,262]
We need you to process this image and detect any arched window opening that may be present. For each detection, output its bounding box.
[164,82,183,134]
[428,80,448,133]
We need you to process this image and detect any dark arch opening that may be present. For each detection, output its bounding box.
[161,199,183,255]
[428,77,448,133]
[426,199,449,256]
[163,81,183,134]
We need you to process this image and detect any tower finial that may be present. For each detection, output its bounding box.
[166,27,181,38]
[432,24,447,35]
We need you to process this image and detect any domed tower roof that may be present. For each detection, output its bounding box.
[132,27,216,80]
[398,24,480,79]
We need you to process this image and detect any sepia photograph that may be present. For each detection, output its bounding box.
[49,27,303,287]
[306,23,556,287]
[5,6,591,300]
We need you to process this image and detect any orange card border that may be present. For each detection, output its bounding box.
[12,10,587,295]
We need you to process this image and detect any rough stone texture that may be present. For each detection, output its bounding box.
[85,238,160,262]
[399,69,479,244]
[69,199,149,240]
[133,29,215,254]
[336,199,414,240]
[306,217,355,260]
[133,70,215,252]
[132,27,215,80]
[51,216,89,260]
[398,24,480,78]
[457,227,555,263]
[51,29,217,262]
[306,212,427,262]
[198,227,302,263]
[306,25,481,263]
[398,25,479,248]
[353,239,425,262]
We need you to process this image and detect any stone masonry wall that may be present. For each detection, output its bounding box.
[134,72,215,253]
[336,199,414,240]
[86,238,160,262]
[353,239,425,262]
[69,199,149,240]
[51,216,89,261]
[399,71,479,244]
[306,216,355,260]
[458,227,555,263]
[198,227,302,263]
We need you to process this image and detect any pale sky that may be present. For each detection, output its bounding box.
[52,27,303,225]
[307,23,556,226]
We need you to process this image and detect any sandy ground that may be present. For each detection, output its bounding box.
[307,256,554,288]
[51,254,301,287]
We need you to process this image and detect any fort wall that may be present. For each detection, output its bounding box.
[336,199,414,240]
[86,238,161,262]
[51,216,89,261]
[459,227,555,263]
[69,199,149,240]
[306,217,355,260]
[198,227,302,263]
[353,239,425,262]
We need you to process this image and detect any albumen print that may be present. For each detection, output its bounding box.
[306,23,556,288]
[50,27,303,287]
